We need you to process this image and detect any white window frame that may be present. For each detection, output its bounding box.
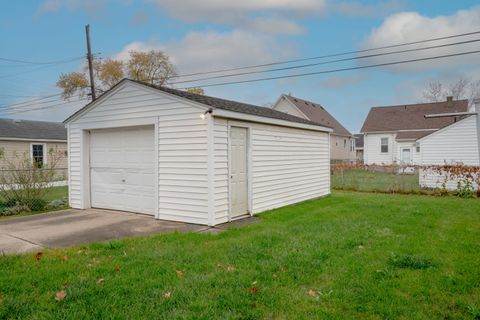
[380,138,389,153]
[30,143,47,166]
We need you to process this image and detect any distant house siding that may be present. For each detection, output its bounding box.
[363,133,396,165]
[0,140,67,171]
[330,135,356,161]
[272,99,308,119]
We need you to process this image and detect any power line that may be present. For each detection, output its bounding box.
[4,98,88,115]
[177,49,480,89]
[171,38,480,85]
[171,30,480,78]
[0,56,84,65]
[0,93,63,109]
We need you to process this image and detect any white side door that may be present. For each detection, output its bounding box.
[230,126,248,218]
[90,126,156,215]
[401,148,412,163]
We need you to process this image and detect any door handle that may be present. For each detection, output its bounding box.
[121,179,126,183]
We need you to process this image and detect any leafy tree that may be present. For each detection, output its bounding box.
[423,77,480,106]
[186,87,205,95]
[57,50,178,99]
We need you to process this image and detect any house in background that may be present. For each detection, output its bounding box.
[354,134,364,162]
[0,119,67,171]
[360,97,471,165]
[272,94,355,162]
[64,79,332,226]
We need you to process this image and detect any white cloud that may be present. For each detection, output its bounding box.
[115,29,297,76]
[148,0,325,35]
[247,17,305,35]
[39,0,106,14]
[330,0,404,18]
[361,6,480,72]
[149,0,326,22]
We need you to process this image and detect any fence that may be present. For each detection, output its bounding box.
[331,162,480,197]
[0,168,69,216]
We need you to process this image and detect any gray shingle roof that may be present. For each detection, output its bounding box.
[65,79,330,129]
[281,95,352,136]
[360,99,469,133]
[0,118,66,140]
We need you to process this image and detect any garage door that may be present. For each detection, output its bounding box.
[90,126,156,215]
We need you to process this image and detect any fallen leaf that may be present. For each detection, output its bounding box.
[176,270,184,277]
[123,251,127,256]
[358,245,365,250]
[34,252,43,261]
[55,290,67,301]
[163,291,171,299]
[272,274,277,278]
[114,266,121,272]
[308,290,318,297]
[249,287,257,293]
[96,278,105,285]
[376,269,384,273]
[251,280,257,285]
[62,255,68,262]
[62,283,69,289]
[227,265,236,272]
[279,266,286,273]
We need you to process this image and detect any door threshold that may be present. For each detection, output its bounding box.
[230,214,250,222]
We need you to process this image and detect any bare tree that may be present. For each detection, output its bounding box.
[423,77,480,106]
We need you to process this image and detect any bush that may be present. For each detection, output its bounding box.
[0,204,31,216]
[46,198,67,210]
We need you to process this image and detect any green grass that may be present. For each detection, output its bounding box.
[1,192,479,319]
[332,169,421,193]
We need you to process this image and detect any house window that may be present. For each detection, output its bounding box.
[344,139,347,148]
[350,139,355,152]
[416,145,420,153]
[380,138,389,153]
[31,144,45,167]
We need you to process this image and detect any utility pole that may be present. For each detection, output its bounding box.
[85,24,96,101]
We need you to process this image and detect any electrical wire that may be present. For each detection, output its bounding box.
[170,38,480,85]
[171,30,480,78]
[177,49,480,89]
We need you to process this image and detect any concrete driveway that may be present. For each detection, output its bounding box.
[0,209,209,255]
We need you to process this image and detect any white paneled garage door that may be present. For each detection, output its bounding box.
[90,126,156,215]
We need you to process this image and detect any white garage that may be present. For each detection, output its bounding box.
[64,79,331,226]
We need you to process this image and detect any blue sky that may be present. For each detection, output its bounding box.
[1,0,479,132]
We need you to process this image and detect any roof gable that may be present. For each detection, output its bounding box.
[65,79,326,128]
[0,118,66,140]
[281,95,352,136]
[361,100,469,133]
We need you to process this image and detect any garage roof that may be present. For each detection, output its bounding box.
[65,79,332,130]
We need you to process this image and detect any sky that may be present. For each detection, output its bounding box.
[0,0,479,133]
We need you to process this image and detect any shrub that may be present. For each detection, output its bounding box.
[46,198,67,210]
[0,204,31,216]
[388,253,435,270]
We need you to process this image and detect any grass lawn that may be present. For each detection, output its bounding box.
[332,169,421,193]
[1,192,479,319]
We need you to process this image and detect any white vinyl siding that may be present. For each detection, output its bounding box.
[67,81,209,225]
[213,119,330,223]
[363,133,396,165]
[68,80,331,226]
[419,116,479,166]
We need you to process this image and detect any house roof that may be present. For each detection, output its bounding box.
[0,118,67,141]
[281,95,352,136]
[65,79,331,130]
[354,134,364,148]
[361,99,469,133]
[395,130,436,140]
